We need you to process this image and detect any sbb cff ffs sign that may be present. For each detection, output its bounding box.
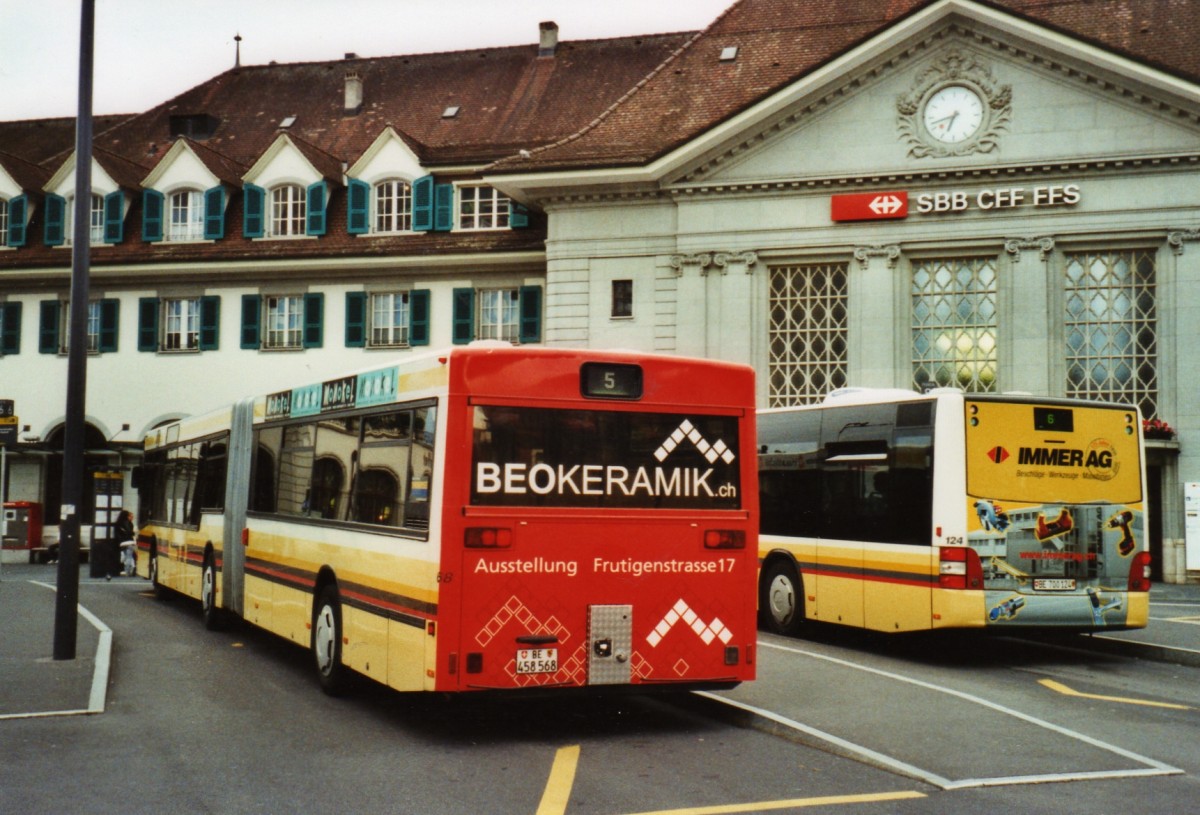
[831,191,908,222]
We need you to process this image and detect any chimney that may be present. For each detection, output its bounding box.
[344,71,363,115]
[538,21,558,57]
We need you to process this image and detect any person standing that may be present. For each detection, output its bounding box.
[115,509,136,577]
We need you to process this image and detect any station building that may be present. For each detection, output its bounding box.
[1,0,1196,582]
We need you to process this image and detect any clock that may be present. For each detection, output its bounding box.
[922,84,985,144]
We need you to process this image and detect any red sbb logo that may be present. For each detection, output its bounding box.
[830,191,908,222]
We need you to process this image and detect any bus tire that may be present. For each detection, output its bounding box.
[150,546,171,601]
[760,559,805,637]
[313,585,349,696]
[201,558,223,631]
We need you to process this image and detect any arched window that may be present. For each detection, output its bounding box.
[374,180,412,233]
[269,184,306,237]
[168,189,205,241]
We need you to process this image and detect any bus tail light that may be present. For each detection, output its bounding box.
[1128,551,1152,592]
[465,527,513,548]
[704,529,745,550]
[938,546,983,590]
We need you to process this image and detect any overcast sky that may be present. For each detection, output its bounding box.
[1,0,736,121]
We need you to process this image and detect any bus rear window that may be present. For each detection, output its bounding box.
[471,406,741,509]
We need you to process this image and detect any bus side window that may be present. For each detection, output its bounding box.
[277,424,316,517]
[250,427,282,513]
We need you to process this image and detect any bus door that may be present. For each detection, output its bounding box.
[815,452,871,628]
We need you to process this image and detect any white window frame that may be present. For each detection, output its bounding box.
[168,190,205,242]
[60,300,103,353]
[373,180,412,234]
[64,194,105,245]
[369,291,411,348]
[163,297,201,351]
[269,185,306,237]
[0,198,8,246]
[458,185,510,231]
[264,294,304,349]
[477,288,519,342]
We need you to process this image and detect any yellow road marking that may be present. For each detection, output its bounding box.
[622,791,927,815]
[536,745,580,815]
[1039,678,1193,710]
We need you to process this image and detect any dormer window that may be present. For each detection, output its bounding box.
[269,184,306,237]
[458,185,510,230]
[65,194,105,245]
[374,180,412,233]
[168,114,219,140]
[169,190,205,241]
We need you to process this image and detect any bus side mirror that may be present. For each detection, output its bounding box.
[130,466,142,489]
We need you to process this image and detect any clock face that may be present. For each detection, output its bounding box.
[922,84,985,144]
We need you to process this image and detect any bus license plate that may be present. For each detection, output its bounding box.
[1034,578,1076,591]
[516,648,558,674]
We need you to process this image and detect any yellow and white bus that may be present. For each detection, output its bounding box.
[136,345,759,694]
[757,388,1150,635]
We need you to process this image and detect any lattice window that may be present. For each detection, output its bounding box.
[911,256,997,392]
[767,263,848,406]
[1064,249,1157,419]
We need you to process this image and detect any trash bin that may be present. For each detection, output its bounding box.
[88,536,120,578]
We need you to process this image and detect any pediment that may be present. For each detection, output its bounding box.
[44,156,119,198]
[242,134,323,188]
[675,11,1200,188]
[142,140,221,192]
[0,164,19,199]
[347,128,425,185]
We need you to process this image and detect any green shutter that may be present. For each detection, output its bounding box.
[243,184,265,238]
[137,297,159,352]
[142,189,164,242]
[409,289,430,346]
[306,181,327,236]
[451,288,474,345]
[98,299,119,352]
[0,302,22,355]
[7,195,28,247]
[345,292,366,347]
[509,202,530,229]
[519,285,542,344]
[412,175,434,231]
[39,301,60,354]
[103,192,124,244]
[203,187,225,240]
[347,179,370,234]
[44,194,65,246]
[240,294,261,349]
[303,292,324,348]
[433,183,454,232]
[199,296,220,350]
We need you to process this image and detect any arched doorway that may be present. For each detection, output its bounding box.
[42,422,112,525]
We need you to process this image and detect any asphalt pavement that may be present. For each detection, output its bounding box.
[1,561,1198,720]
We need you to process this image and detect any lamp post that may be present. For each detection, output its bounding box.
[53,0,96,661]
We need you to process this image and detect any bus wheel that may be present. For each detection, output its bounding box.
[150,549,170,601]
[312,585,349,696]
[760,560,805,637]
[201,559,222,631]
